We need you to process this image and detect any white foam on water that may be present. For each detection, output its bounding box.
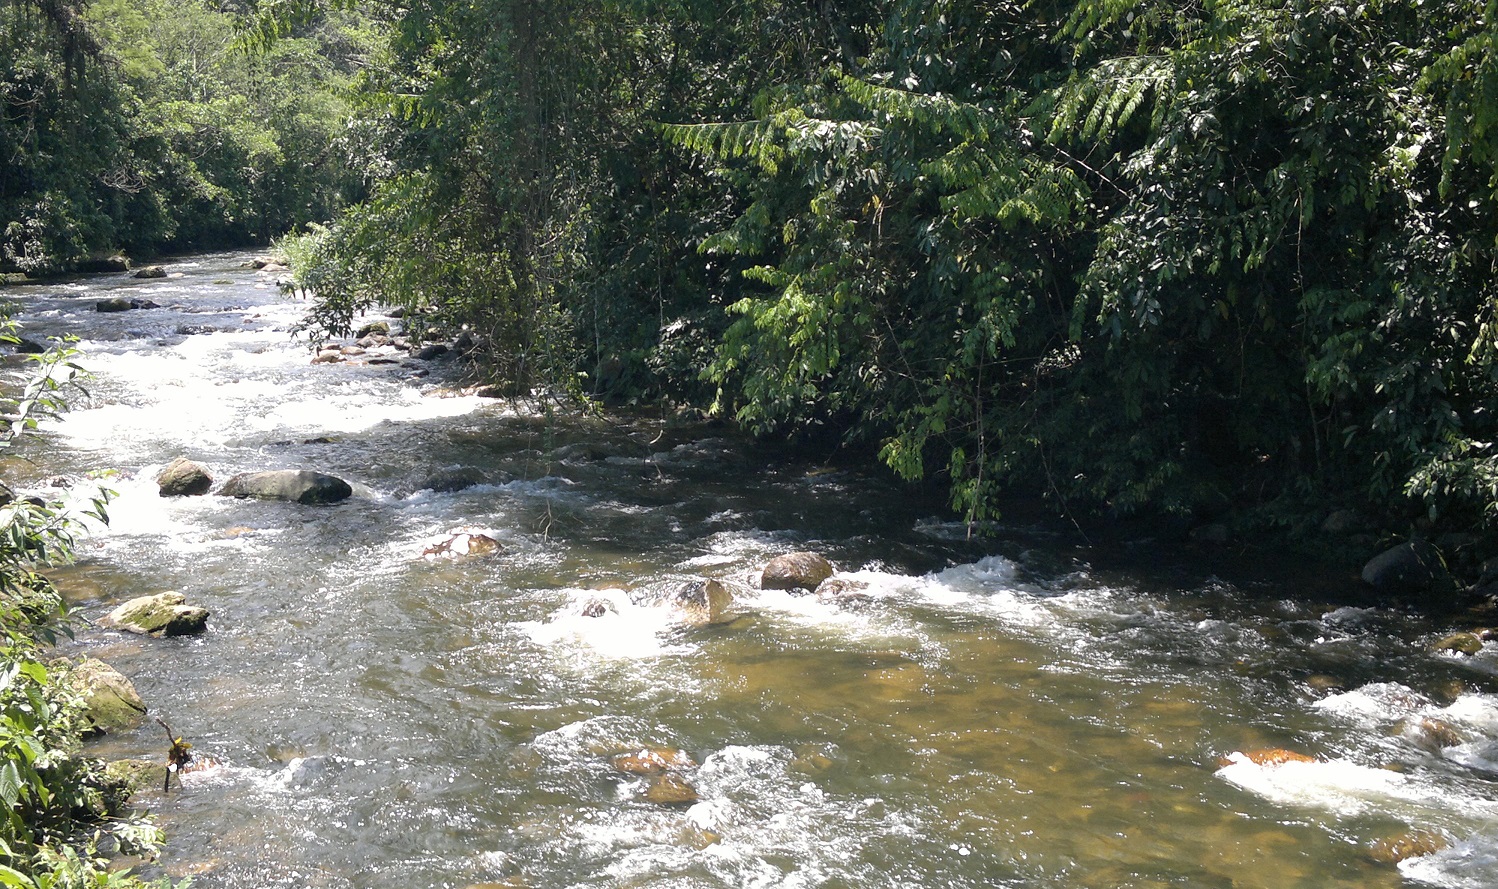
[1313,682,1433,725]
[1215,753,1428,815]
[518,588,692,661]
[1399,834,1498,889]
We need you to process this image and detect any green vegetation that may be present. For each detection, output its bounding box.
[0,327,170,887]
[0,0,374,274]
[12,0,1498,563]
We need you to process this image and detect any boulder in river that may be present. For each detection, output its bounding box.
[418,466,488,493]
[62,657,146,734]
[1361,541,1446,594]
[415,342,450,361]
[133,265,167,279]
[761,551,835,592]
[157,457,212,497]
[99,592,210,637]
[219,469,353,505]
[1367,829,1450,866]
[356,321,390,338]
[670,578,735,626]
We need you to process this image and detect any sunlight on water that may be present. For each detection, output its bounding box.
[6,253,1496,889]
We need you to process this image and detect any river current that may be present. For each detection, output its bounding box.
[7,252,1498,888]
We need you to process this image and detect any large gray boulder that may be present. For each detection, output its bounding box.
[63,657,146,734]
[761,552,835,592]
[1361,541,1446,594]
[156,457,212,496]
[220,470,352,505]
[99,592,209,637]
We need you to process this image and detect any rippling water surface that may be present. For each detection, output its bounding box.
[8,254,1498,888]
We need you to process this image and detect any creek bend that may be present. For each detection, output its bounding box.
[9,252,1498,888]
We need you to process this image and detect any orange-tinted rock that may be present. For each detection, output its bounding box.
[611,747,695,775]
[644,773,699,806]
[1219,748,1317,767]
[1367,829,1449,865]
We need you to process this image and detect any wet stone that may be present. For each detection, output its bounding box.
[643,773,699,806]
[99,592,209,637]
[63,657,146,734]
[762,551,834,592]
[1432,632,1483,655]
[611,747,695,775]
[156,456,212,497]
[1367,829,1450,866]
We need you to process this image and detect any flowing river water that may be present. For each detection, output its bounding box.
[6,252,1498,888]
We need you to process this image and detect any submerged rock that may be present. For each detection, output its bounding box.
[1220,748,1318,767]
[63,657,146,734]
[99,592,209,637]
[611,747,695,775]
[643,773,699,806]
[761,551,835,592]
[814,577,873,606]
[419,466,488,493]
[219,470,353,505]
[1367,829,1450,866]
[671,578,735,625]
[156,457,212,497]
[1432,631,1483,655]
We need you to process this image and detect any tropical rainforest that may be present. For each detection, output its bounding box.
[7,0,1498,544]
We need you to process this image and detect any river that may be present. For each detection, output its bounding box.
[6,252,1498,888]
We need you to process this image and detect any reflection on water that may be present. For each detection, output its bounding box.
[8,254,1498,888]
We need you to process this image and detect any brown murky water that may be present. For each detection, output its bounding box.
[8,254,1497,888]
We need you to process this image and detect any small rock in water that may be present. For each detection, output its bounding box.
[133,265,166,279]
[643,773,699,806]
[156,456,212,497]
[671,578,735,625]
[1220,748,1318,768]
[419,466,488,493]
[95,297,134,312]
[415,343,450,360]
[1403,717,1465,750]
[1432,631,1483,655]
[312,349,343,364]
[356,321,390,338]
[814,576,873,607]
[611,747,695,775]
[99,592,210,637]
[1367,829,1450,865]
[761,551,835,592]
[423,531,502,558]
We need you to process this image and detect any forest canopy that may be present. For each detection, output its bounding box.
[9,0,1498,551]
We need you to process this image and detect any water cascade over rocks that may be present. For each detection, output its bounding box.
[9,252,1498,889]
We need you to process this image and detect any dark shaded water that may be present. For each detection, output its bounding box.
[6,253,1498,888]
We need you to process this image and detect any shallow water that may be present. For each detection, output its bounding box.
[7,253,1498,888]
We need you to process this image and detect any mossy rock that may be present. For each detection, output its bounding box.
[1433,632,1484,655]
[62,657,146,733]
[99,592,210,637]
[105,759,167,799]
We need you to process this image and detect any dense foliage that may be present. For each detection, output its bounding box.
[18,0,1498,557]
[0,0,372,274]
